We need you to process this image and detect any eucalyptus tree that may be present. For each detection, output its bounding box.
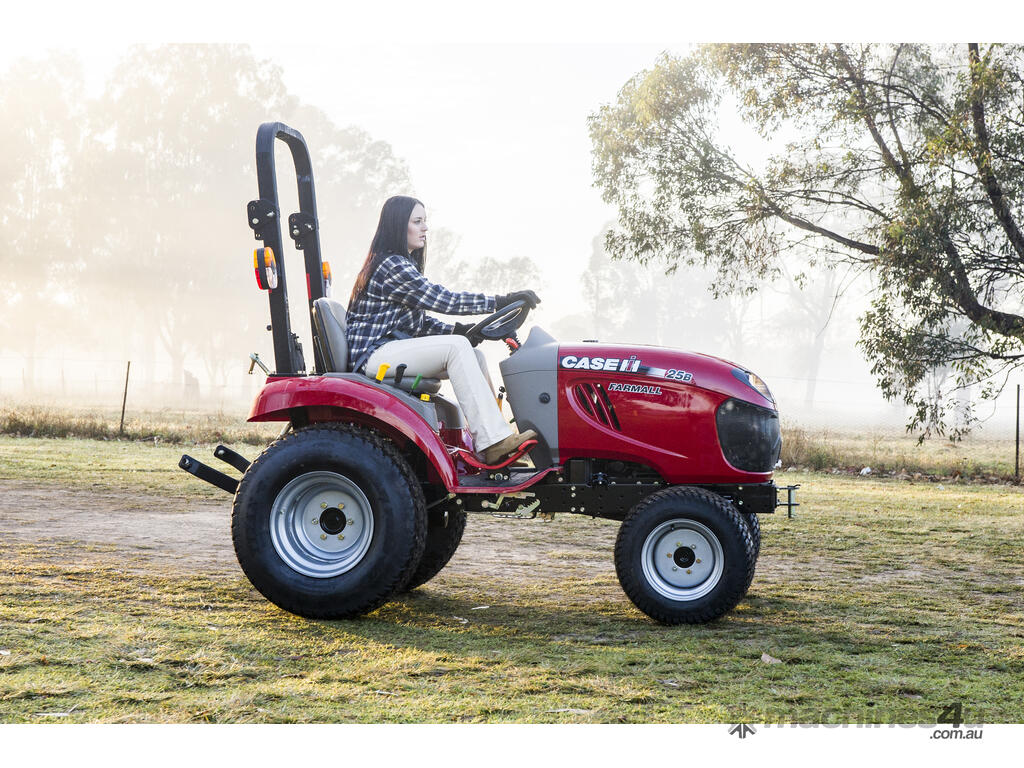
[590,44,1024,437]
[78,45,409,397]
[0,54,84,390]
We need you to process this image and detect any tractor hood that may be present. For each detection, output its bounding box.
[555,341,776,411]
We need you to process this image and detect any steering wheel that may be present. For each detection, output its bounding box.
[466,299,531,345]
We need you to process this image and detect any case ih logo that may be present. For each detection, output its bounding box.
[560,355,642,372]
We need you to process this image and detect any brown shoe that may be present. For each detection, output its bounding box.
[482,429,538,465]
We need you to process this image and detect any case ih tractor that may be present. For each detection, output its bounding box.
[180,123,796,625]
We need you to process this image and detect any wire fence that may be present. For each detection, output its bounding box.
[0,355,263,412]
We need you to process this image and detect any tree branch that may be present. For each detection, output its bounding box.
[967,42,1024,260]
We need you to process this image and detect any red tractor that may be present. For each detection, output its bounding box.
[180,123,797,625]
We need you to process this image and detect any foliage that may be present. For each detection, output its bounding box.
[1,45,411,392]
[0,54,85,382]
[429,230,542,298]
[590,44,1024,439]
[75,45,411,387]
[0,405,278,446]
[579,224,759,351]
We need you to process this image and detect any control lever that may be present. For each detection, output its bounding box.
[249,353,270,375]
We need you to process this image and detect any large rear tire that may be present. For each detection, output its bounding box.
[614,486,755,625]
[403,505,467,591]
[232,424,426,619]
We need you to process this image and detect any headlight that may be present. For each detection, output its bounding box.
[716,399,781,472]
[732,368,774,403]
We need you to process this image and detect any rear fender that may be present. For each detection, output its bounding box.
[249,376,458,489]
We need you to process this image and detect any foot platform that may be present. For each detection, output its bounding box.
[450,440,538,470]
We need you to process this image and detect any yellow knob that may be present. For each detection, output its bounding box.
[375,363,390,382]
[420,394,430,401]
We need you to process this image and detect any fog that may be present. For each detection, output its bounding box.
[2,43,1020,436]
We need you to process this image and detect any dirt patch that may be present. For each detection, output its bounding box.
[0,480,625,586]
[0,480,827,597]
[0,480,237,574]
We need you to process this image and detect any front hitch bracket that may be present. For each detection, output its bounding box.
[179,454,239,495]
[776,484,800,518]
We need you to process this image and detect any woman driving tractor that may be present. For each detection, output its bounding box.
[346,195,541,466]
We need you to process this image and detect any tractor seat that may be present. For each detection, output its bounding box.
[312,297,442,394]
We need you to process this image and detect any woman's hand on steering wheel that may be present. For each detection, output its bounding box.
[496,290,541,310]
[463,298,533,345]
[453,322,484,347]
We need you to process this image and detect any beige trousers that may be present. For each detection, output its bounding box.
[365,335,514,451]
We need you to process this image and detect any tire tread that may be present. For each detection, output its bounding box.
[614,486,755,625]
[232,422,426,620]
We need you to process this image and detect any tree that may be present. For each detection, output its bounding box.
[580,223,759,352]
[589,44,1024,438]
[0,53,85,390]
[771,259,848,408]
[429,234,542,300]
[75,45,410,398]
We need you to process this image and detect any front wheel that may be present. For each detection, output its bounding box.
[232,424,426,619]
[743,511,761,561]
[614,486,755,624]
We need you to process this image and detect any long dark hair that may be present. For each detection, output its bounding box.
[349,195,426,307]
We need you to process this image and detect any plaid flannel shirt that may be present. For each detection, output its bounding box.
[346,252,496,371]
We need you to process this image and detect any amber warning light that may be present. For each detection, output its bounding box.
[254,247,278,290]
[322,261,332,295]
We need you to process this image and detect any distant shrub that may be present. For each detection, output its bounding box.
[0,405,278,446]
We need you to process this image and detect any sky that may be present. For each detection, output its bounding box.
[271,43,671,315]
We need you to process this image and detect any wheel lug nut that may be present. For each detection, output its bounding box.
[311,518,319,525]
[347,519,354,526]
[686,569,692,574]
[696,558,702,564]
[337,534,344,540]
[666,553,672,558]
[320,534,327,540]
[675,542,681,547]
[320,502,327,509]
[672,566,678,571]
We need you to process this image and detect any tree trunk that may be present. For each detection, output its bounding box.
[803,329,827,409]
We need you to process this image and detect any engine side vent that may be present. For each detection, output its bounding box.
[573,382,622,432]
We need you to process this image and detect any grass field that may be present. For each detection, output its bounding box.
[1,434,1022,723]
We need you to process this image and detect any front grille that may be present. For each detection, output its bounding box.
[715,398,781,472]
[573,382,621,431]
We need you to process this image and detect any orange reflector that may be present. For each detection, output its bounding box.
[253,247,278,291]
[322,261,332,295]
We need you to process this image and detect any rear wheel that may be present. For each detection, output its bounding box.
[403,504,467,591]
[232,424,426,619]
[614,486,755,624]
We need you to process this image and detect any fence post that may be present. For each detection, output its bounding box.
[119,361,131,435]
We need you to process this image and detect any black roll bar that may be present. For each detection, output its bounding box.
[248,122,327,375]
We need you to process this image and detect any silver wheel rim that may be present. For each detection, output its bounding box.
[640,519,724,601]
[270,471,374,578]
